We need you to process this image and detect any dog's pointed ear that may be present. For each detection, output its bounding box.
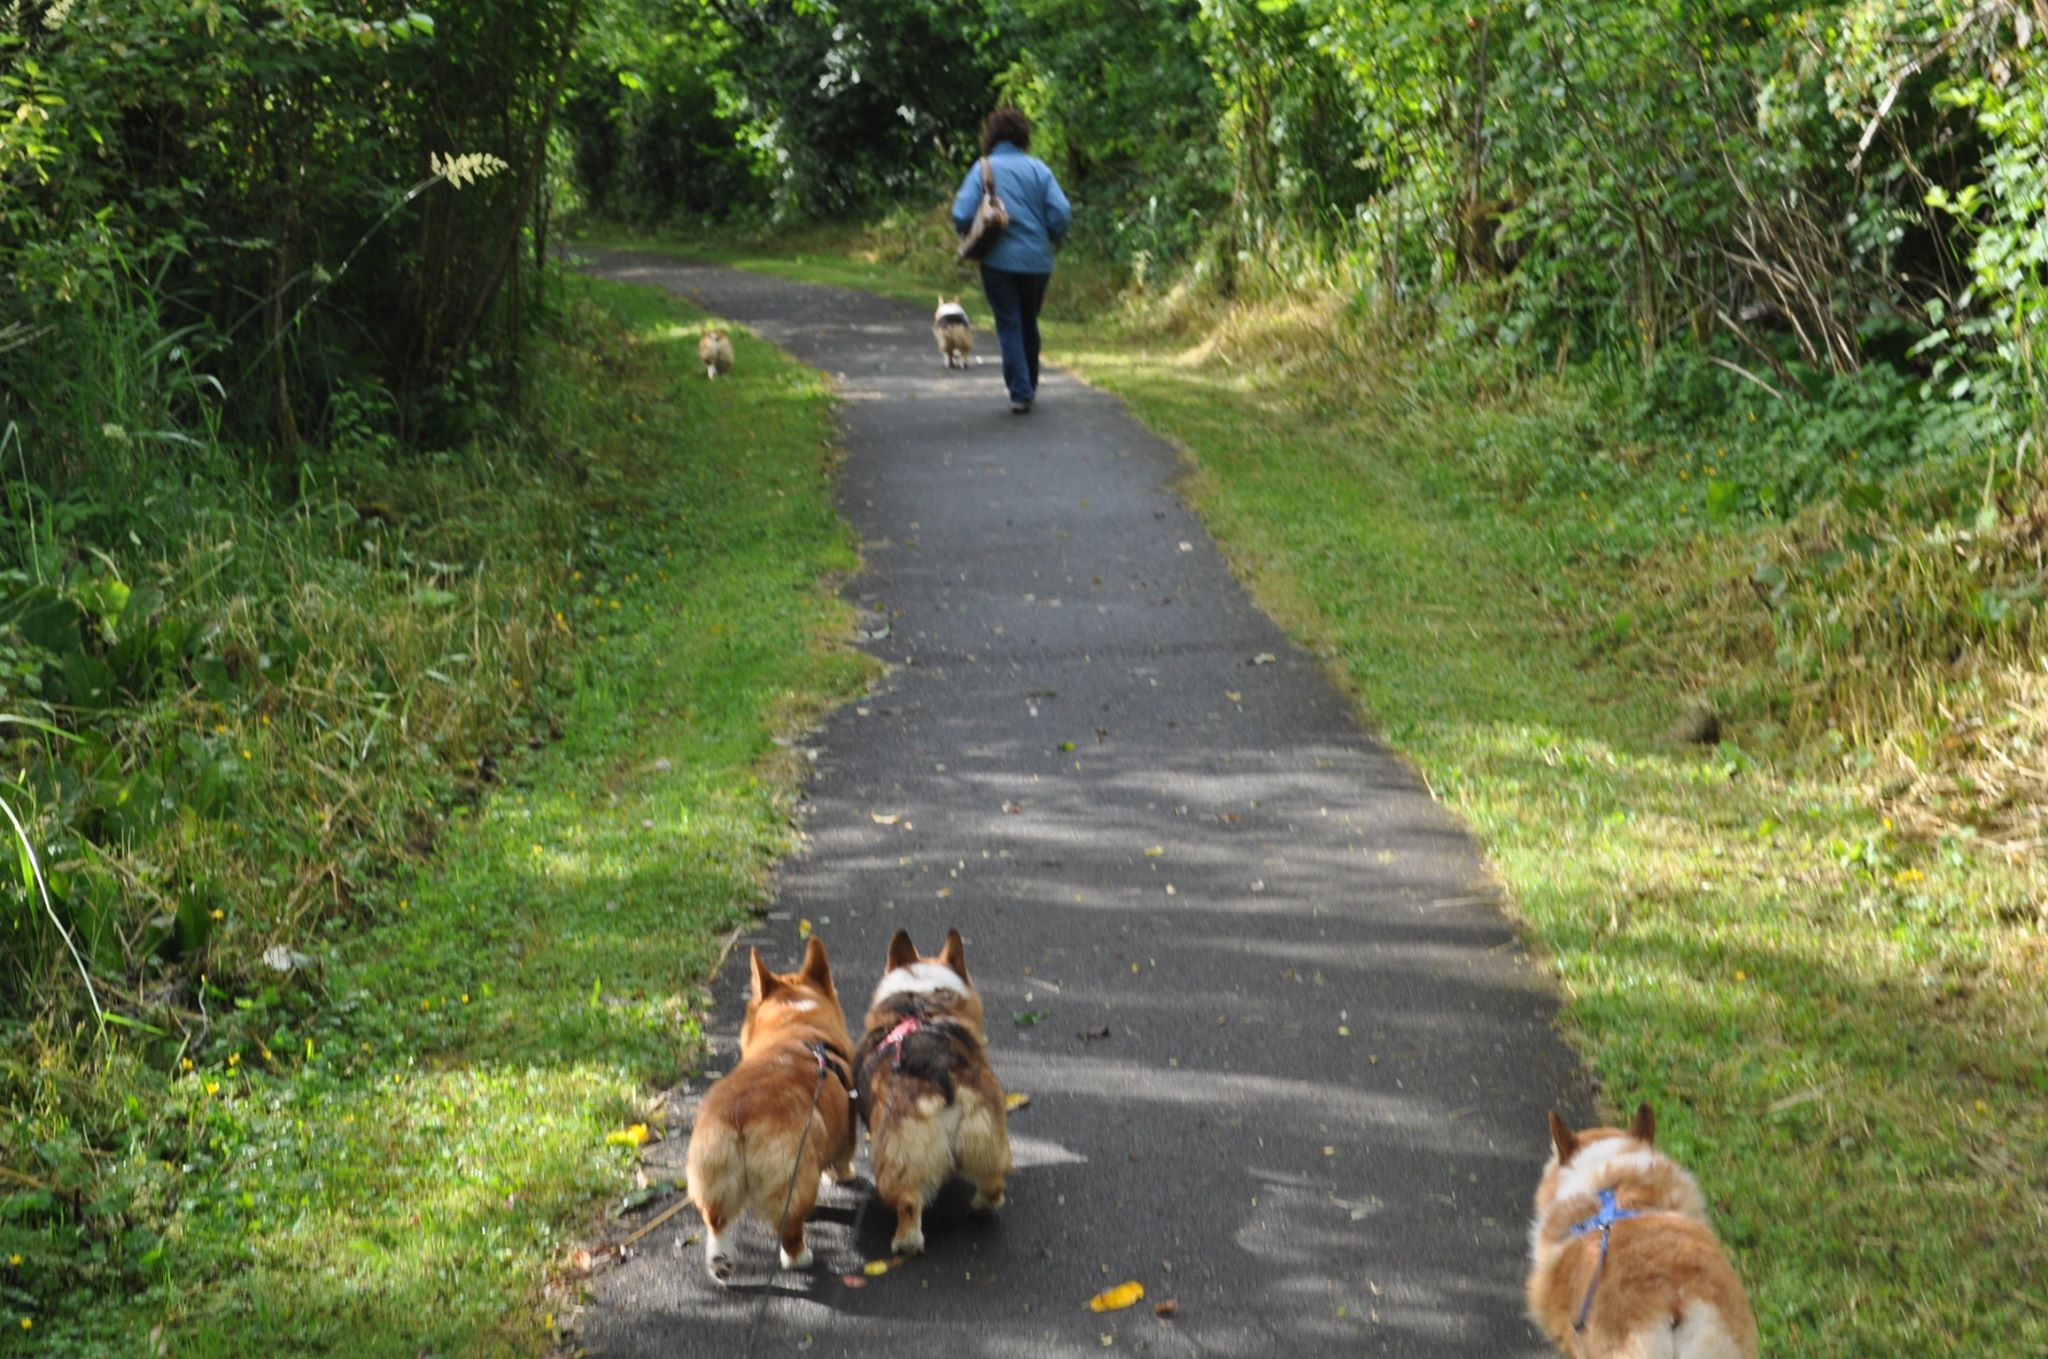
[749,947,778,1000]
[886,929,918,971]
[1628,1102,1656,1145]
[1547,1110,1580,1164]
[800,935,832,986]
[939,928,969,982]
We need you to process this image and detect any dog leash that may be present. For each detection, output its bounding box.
[1569,1188,1643,1334]
[742,1041,842,1352]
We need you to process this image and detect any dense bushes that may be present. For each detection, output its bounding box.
[568,1,2042,418]
[1,0,580,462]
[0,1,592,1047]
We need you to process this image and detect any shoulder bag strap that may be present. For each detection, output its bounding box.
[980,157,996,200]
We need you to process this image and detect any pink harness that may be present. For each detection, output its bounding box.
[877,1015,923,1068]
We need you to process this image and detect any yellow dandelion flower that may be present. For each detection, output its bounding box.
[209,909,225,920]
[227,1052,239,1067]
[19,1318,30,1331]
[205,1082,220,1096]
[181,1058,193,1071]
[8,1253,20,1265]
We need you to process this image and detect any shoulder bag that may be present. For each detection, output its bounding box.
[956,157,1010,262]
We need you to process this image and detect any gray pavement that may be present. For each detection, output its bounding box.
[574,251,1587,1356]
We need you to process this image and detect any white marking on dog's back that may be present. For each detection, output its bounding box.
[872,962,969,1004]
[1553,1138,1662,1205]
[935,303,969,325]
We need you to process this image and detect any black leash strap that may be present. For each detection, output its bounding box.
[742,1045,834,1351]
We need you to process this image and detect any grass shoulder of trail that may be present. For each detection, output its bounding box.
[589,230,2047,1357]
[2,278,868,1356]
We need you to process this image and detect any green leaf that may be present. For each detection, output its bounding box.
[1704,479,1741,522]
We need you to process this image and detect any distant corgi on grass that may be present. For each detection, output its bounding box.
[852,929,1010,1257]
[1527,1104,1760,1359]
[698,328,735,380]
[685,939,856,1283]
[932,297,973,369]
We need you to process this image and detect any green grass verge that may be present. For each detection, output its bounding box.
[2,277,869,1355]
[584,232,2047,1356]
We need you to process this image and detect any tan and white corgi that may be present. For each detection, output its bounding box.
[852,928,1010,1256]
[698,328,735,380]
[1527,1104,1760,1359]
[685,938,856,1282]
[932,298,973,369]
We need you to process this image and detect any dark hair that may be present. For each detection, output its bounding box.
[980,107,1031,155]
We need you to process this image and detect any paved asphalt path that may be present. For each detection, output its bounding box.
[575,251,1588,1357]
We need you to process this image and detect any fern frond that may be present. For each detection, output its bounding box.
[428,151,510,190]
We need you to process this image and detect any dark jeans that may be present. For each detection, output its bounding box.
[978,265,1051,405]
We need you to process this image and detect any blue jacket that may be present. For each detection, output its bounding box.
[951,142,1071,275]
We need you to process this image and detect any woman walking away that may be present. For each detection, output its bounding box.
[951,108,1070,414]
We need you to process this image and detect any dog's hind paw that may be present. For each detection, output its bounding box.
[705,1228,737,1284]
[971,1186,1006,1215]
[891,1226,925,1257]
[778,1243,813,1270]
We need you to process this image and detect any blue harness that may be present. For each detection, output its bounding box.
[1567,1189,1643,1333]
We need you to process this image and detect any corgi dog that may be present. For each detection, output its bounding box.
[685,938,856,1282]
[932,297,973,369]
[698,328,735,380]
[1527,1104,1760,1359]
[852,929,1010,1256]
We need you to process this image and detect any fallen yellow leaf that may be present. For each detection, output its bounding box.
[798,918,813,939]
[863,1259,891,1276]
[1088,1281,1145,1312]
[605,1123,651,1147]
[1143,846,1164,857]
[1224,691,1242,703]
[1004,1090,1031,1112]
[870,812,900,825]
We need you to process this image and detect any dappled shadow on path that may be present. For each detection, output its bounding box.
[574,251,1584,1358]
